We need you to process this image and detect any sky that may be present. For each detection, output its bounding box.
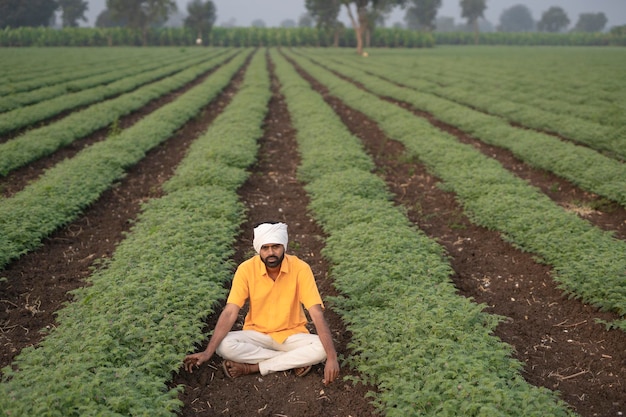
[83,0,626,30]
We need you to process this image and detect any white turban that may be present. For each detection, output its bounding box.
[253,222,288,254]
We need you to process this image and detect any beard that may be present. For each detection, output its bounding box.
[262,252,284,269]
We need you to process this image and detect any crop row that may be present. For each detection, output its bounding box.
[0,49,237,176]
[390,48,623,116]
[0,49,230,136]
[0,48,161,91]
[270,49,575,416]
[373,52,625,159]
[0,48,178,98]
[296,50,626,206]
[415,61,621,128]
[285,50,626,328]
[0,50,212,112]
[0,50,270,416]
[0,50,248,270]
[304,48,626,163]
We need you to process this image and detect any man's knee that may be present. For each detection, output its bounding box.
[215,332,238,358]
[310,336,327,362]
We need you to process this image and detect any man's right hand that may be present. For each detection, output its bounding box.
[183,351,211,373]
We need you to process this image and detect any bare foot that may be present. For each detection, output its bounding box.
[222,360,259,378]
[294,365,312,377]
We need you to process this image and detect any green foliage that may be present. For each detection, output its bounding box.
[2,25,624,46]
[0,48,226,136]
[272,48,575,416]
[301,47,626,205]
[58,0,89,28]
[537,6,569,33]
[184,0,216,43]
[404,0,442,31]
[0,48,235,175]
[285,48,626,319]
[107,0,177,31]
[459,0,486,25]
[498,4,534,32]
[572,12,608,33]
[0,50,270,416]
[0,50,249,270]
[0,0,58,29]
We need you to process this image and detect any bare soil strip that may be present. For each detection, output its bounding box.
[289,58,626,417]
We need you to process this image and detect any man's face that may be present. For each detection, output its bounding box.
[259,243,285,269]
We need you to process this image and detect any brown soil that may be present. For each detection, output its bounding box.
[0,51,624,417]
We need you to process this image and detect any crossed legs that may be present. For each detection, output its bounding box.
[216,330,326,376]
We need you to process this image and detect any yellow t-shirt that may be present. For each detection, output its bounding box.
[227,254,324,343]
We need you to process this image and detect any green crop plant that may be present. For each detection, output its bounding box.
[0,49,237,176]
[299,48,626,206]
[286,49,626,320]
[271,49,575,417]
[0,49,271,416]
[0,50,249,270]
[0,49,225,136]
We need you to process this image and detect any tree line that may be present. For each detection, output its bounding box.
[1,0,623,51]
[0,0,217,46]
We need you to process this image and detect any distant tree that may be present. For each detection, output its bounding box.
[498,4,534,32]
[305,0,342,46]
[363,4,393,46]
[280,19,296,28]
[460,0,486,43]
[342,0,408,55]
[251,19,265,28]
[404,0,442,31]
[435,16,455,31]
[106,0,177,45]
[537,6,569,32]
[610,24,626,35]
[298,13,314,27]
[0,0,58,28]
[572,12,607,32]
[184,0,216,44]
[95,8,126,27]
[57,0,87,27]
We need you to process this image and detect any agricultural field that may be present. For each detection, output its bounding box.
[0,45,624,417]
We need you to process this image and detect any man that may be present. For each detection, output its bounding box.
[183,222,340,385]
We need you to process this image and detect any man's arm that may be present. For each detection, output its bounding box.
[308,304,340,385]
[183,303,241,373]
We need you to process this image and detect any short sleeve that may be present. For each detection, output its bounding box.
[227,263,250,308]
[298,262,324,310]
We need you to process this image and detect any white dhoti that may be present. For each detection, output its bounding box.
[216,330,327,376]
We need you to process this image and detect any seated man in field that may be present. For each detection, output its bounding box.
[183,222,340,385]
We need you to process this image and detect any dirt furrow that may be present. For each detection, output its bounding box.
[290,59,625,417]
[171,56,378,417]
[387,97,626,241]
[0,64,245,371]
